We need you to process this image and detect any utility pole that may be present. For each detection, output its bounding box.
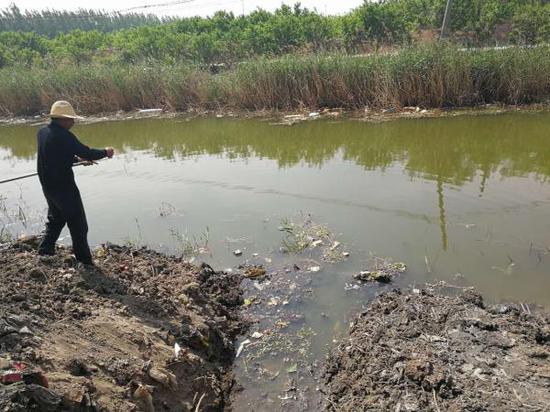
[241,0,244,16]
[440,0,453,41]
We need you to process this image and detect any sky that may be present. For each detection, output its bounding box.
[0,0,365,17]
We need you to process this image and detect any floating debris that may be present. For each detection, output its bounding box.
[310,240,323,248]
[236,339,251,358]
[286,363,298,373]
[308,266,321,273]
[330,241,341,251]
[354,261,407,283]
[138,108,162,115]
[243,265,266,278]
[267,297,280,306]
[354,270,392,283]
[344,283,360,291]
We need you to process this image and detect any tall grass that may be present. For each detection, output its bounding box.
[0,45,549,117]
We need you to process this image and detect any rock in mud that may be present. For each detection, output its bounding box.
[323,289,550,411]
[0,238,248,411]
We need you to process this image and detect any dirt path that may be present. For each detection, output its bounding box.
[0,237,247,411]
[323,289,550,411]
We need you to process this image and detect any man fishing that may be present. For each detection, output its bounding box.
[37,100,114,265]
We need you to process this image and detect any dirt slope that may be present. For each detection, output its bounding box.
[0,237,247,411]
[324,289,550,411]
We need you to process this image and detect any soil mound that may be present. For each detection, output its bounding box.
[323,289,550,411]
[0,237,247,411]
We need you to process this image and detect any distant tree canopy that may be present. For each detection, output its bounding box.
[0,1,548,68]
[0,5,169,37]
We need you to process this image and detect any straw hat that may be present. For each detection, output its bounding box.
[49,100,83,119]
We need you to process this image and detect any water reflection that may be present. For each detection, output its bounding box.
[3,113,549,251]
[2,113,550,184]
[2,113,550,410]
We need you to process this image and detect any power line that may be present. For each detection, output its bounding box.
[160,0,241,13]
[118,0,202,13]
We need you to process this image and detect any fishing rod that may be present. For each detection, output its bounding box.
[0,160,98,185]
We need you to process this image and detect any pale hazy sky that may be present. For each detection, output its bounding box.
[0,0,365,17]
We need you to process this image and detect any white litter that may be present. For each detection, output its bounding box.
[236,339,251,358]
[138,108,162,114]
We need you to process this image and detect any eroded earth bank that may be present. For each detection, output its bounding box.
[0,237,247,411]
[323,289,550,411]
[1,237,550,412]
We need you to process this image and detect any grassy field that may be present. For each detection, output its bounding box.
[1,44,549,117]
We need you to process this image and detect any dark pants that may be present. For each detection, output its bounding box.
[38,185,92,264]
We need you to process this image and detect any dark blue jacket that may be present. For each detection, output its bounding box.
[37,122,107,193]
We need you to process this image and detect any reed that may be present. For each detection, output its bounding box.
[0,44,549,117]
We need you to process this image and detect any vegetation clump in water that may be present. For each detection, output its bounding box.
[280,214,346,263]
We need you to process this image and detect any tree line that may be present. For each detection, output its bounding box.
[0,5,169,37]
[0,1,549,68]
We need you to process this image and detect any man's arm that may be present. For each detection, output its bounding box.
[68,132,114,161]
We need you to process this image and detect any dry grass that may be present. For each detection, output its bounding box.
[1,44,549,116]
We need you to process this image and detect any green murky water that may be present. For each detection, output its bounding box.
[1,113,550,410]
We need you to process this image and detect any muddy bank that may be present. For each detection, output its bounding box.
[1,103,549,127]
[0,237,248,411]
[323,289,550,411]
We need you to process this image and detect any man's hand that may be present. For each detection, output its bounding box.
[105,147,115,158]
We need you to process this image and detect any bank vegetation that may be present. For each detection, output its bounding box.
[0,1,549,117]
[1,45,549,117]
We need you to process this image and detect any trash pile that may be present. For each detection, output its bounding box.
[323,289,550,411]
[0,237,247,411]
